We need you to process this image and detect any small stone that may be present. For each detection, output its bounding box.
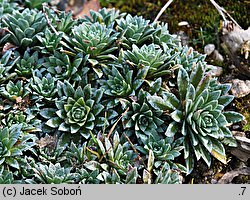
[232,125,240,130]
[229,65,236,69]
[212,50,224,63]
[176,31,189,46]
[204,44,215,56]
[230,79,250,98]
[178,21,189,26]
[211,179,218,184]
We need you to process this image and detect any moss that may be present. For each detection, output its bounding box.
[235,94,250,132]
[100,0,250,49]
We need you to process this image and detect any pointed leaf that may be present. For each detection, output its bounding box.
[177,67,190,101]
[45,117,61,128]
[223,111,244,123]
[165,121,179,137]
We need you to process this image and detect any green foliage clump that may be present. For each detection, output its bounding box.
[0,2,243,184]
[1,8,47,48]
[100,0,250,48]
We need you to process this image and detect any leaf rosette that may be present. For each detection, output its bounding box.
[41,81,105,138]
[1,8,46,48]
[99,65,135,97]
[123,90,165,143]
[148,63,244,173]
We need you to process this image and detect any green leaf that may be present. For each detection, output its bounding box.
[63,81,75,97]
[147,149,154,172]
[93,67,103,78]
[40,108,57,119]
[193,144,202,160]
[148,78,162,94]
[125,167,138,184]
[223,111,244,123]
[185,154,194,174]
[113,132,120,151]
[196,76,210,97]
[105,138,114,161]
[97,140,106,155]
[186,84,196,101]
[211,139,227,164]
[5,158,19,169]
[147,96,169,111]
[58,123,70,132]
[165,121,178,137]
[21,38,33,47]
[136,66,149,79]
[218,95,234,106]
[216,114,228,126]
[45,117,61,128]
[177,67,189,101]
[190,62,205,88]
[24,27,35,37]
[199,146,212,166]
[10,148,22,156]
[222,136,237,147]
[170,110,183,122]
[211,139,225,155]
[70,124,81,134]
[0,158,5,165]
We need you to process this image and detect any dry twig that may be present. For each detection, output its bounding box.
[154,0,241,30]
[210,0,242,29]
[42,3,59,35]
[122,132,145,166]
[154,0,174,23]
[107,107,129,139]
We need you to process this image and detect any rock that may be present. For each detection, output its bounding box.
[218,167,250,184]
[204,44,224,63]
[229,65,236,70]
[221,22,250,78]
[230,134,250,162]
[178,21,189,27]
[204,44,215,56]
[211,179,218,184]
[212,50,224,63]
[206,65,223,77]
[232,125,240,130]
[222,22,250,55]
[230,79,250,98]
[235,136,250,151]
[176,30,189,46]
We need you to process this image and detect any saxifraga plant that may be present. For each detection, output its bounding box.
[0,50,19,84]
[148,63,244,173]
[0,3,244,183]
[40,81,105,138]
[0,124,37,171]
[1,8,47,48]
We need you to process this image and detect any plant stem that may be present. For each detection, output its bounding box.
[107,107,129,139]
[154,0,174,23]
[209,0,242,29]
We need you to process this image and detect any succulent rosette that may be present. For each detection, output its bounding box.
[148,63,244,173]
[123,90,166,143]
[40,81,104,138]
[30,73,57,101]
[0,124,37,170]
[99,65,135,97]
[71,22,118,60]
[1,8,46,48]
